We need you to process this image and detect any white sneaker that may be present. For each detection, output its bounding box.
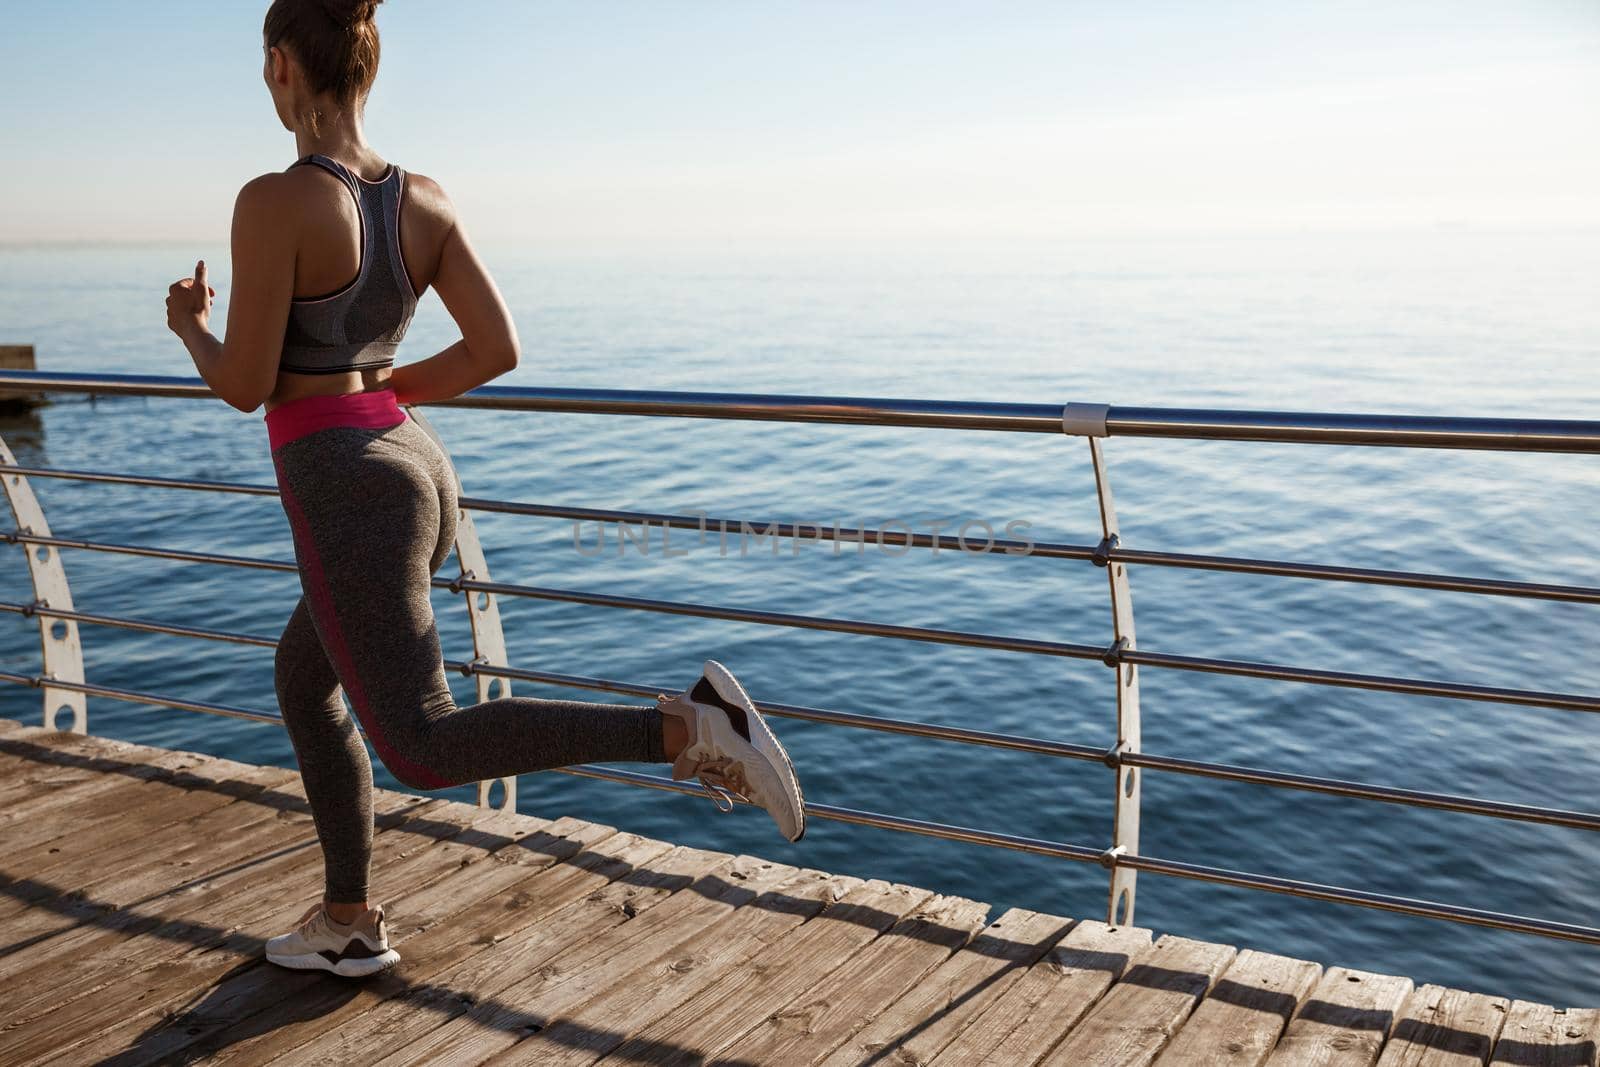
[657,659,806,842]
[264,902,401,978]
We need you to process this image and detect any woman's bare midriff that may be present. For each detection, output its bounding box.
[263,366,395,413]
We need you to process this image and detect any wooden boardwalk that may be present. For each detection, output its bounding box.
[0,719,1594,1066]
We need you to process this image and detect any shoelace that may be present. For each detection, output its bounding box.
[689,756,752,813]
[290,903,327,939]
[658,692,757,815]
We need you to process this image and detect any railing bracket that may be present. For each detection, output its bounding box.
[1102,636,1129,668]
[1063,402,1111,438]
[1091,533,1119,568]
[1102,740,1129,770]
[1098,844,1128,870]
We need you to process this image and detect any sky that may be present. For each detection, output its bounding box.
[1,0,1597,246]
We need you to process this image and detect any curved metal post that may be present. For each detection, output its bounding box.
[0,433,87,732]
[1088,436,1140,925]
[403,406,516,813]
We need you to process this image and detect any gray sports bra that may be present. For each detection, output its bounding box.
[278,153,419,376]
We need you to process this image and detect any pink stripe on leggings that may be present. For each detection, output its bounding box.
[271,415,451,790]
[265,386,408,452]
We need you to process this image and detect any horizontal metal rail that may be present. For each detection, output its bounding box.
[9,463,1598,604]
[0,598,1097,762]
[4,667,1596,946]
[11,529,1599,715]
[6,370,1600,451]
[11,596,1600,833]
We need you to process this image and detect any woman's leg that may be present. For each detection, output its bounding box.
[273,594,375,904]
[272,420,670,796]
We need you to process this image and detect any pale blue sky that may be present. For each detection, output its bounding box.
[2,1,1596,245]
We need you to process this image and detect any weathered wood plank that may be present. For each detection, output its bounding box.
[603,878,936,1067]
[0,746,219,846]
[0,784,419,1001]
[321,854,799,1067]
[1377,984,1511,1067]
[488,868,858,1067]
[0,745,211,840]
[1266,967,1414,1067]
[0,789,455,1060]
[276,847,765,1067]
[1488,1002,1600,1067]
[1039,933,1237,1066]
[813,907,1076,1067]
[729,893,992,1067]
[225,844,768,1062]
[0,799,569,1065]
[1155,949,1323,1067]
[82,823,660,1067]
[0,757,303,941]
[932,919,1154,1067]
[0,764,300,921]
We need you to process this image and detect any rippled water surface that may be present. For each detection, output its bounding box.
[2,228,1597,1004]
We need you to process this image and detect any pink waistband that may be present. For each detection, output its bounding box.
[265,387,408,452]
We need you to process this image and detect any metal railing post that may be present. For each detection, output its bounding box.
[1067,403,1141,925]
[0,432,87,733]
[404,406,517,813]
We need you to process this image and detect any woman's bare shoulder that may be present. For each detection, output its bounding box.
[399,170,457,232]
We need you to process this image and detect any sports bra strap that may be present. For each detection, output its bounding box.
[290,154,362,203]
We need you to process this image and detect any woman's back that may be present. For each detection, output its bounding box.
[278,153,418,376]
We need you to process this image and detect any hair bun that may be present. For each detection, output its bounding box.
[317,0,382,29]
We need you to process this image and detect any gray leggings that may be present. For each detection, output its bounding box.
[268,389,668,903]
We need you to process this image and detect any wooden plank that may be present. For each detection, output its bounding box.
[0,764,300,921]
[1,763,302,881]
[321,853,800,1067]
[0,785,425,998]
[0,742,202,828]
[0,743,150,804]
[212,844,761,1062]
[1266,967,1414,1067]
[0,756,297,939]
[0,798,575,1066]
[728,893,992,1067]
[488,867,860,1067]
[932,919,1154,1067]
[0,788,446,1047]
[0,748,218,854]
[1377,984,1511,1067]
[1155,949,1323,1067]
[814,907,1076,1067]
[267,844,755,1067]
[1039,934,1237,1066]
[1489,1002,1600,1067]
[601,878,936,1067]
[82,823,662,1067]
[0,344,43,406]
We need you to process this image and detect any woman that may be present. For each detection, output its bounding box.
[164,0,805,979]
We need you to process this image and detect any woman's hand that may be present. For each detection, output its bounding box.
[166,259,217,340]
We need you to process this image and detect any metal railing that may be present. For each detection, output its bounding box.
[3,368,1599,944]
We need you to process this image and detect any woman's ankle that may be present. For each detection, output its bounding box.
[661,708,688,762]
[324,899,369,925]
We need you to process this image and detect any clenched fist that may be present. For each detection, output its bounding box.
[166,259,217,340]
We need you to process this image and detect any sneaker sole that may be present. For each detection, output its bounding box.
[702,659,806,842]
[266,948,401,978]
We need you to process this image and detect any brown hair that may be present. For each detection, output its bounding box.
[264,0,384,106]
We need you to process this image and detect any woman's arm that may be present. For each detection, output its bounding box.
[390,186,520,408]
[167,176,295,413]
